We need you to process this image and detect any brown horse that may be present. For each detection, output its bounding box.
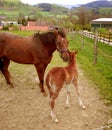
[0,30,69,95]
[46,51,86,123]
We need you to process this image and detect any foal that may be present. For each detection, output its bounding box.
[46,51,86,123]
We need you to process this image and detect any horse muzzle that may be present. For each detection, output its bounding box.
[60,49,70,62]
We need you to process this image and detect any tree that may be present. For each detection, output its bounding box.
[17,12,28,26]
[77,7,88,27]
[22,19,28,26]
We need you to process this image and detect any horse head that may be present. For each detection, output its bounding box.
[54,30,69,62]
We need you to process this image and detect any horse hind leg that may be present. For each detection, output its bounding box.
[0,58,13,87]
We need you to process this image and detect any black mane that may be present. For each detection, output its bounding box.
[33,32,56,46]
[33,30,66,44]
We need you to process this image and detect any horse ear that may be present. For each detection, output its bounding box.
[63,29,68,34]
[53,29,58,36]
[75,50,78,54]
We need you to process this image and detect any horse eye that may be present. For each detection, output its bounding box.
[57,42,60,45]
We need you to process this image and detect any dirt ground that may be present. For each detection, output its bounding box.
[0,64,111,130]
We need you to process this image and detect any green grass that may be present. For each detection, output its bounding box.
[69,33,112,105]
[0,30,36,36]
[0,8,31,18]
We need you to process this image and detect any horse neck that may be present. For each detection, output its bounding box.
[41,32,57,55]
[47,42,57,55]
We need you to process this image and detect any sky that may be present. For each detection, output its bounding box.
[20,0,97,5]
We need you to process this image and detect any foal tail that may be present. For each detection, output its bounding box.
[46,73,54,97]
[0,58,4,73]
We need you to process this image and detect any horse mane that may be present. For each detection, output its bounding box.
[32,31,56,46]
[32,30,66,46]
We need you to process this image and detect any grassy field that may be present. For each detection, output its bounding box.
[69,33,112,105]
[0,8,67,20]
[0,8,32,18]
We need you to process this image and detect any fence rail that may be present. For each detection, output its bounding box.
[78,30,112,45]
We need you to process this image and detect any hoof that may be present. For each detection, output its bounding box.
[65,104,70,108]
[8,83,14,88]
[54,118,59,123]
[43,92,47,97]
[41,90,47,96]
[10,85,14,88]
[52,117,59,123]
[40,89,47,96]
[81,105,86,110]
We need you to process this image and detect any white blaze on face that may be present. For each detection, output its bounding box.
[62,38,64,41]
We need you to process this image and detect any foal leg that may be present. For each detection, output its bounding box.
[73,80,86,109]
[1,58,13,87]
[66,85,70,108]
[50,93,59,123]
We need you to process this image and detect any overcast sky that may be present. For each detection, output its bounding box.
[20,0,97,5]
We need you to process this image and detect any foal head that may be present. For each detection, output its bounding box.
[54,30,69,62]
[68,51,78,65]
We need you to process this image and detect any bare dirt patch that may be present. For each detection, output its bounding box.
[0,63,111,130]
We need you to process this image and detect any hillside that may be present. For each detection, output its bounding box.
[0,0,24,8]
[71,0,112,9]
[83,0,112,8]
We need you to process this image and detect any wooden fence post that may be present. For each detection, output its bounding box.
[108,33,110,45]
[81,31,84,49]
[94,29,98,64]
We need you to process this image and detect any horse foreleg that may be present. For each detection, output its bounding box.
[1,58,13,87]
[35,64,47,95]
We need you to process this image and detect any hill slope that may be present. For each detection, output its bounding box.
[0,0,24,8]
[83,0,112,8]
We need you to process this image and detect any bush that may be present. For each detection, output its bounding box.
[12,25,20,30]
[3,25,9,30]
[98,28,109,34]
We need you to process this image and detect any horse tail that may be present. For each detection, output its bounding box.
[46,73,54,97]
[0,58,4,73]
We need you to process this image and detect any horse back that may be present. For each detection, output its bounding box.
[46,67,66,87]
[0,32,34,63]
